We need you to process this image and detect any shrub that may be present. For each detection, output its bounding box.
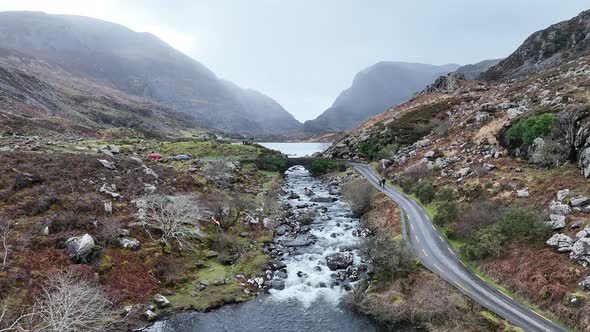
[433,201,459,225]
[464,225,506,260]
[507,113,556,147]
[362,234,414,280]
[398,163,432,192]
[342,180,375,217]
[358,137,385,160]
[453,200,502,238]
[414,181,435,204]
[498,207,551,243]
[309,160,346,176]
[434,186,458,202]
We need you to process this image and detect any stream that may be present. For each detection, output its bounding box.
[147,165,413,332]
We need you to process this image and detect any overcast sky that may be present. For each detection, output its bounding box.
[1,1,589,121]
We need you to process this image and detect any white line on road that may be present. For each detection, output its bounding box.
[422,249,428,257]
[431,224,436,230]
[531,310,552,322]
[438,235,444,242]
[500,290,514,300]
[455,282,468,292]
[410,223,414,231]
[415,235,420,243]
[434,263,444,272]
[447,247,454,255]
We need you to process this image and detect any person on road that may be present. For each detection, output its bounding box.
[380,178,386,187]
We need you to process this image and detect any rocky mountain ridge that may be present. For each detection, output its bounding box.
[303,62,459,133]
[0,11,302,136]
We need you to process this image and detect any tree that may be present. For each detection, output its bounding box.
[27,272,117,332]
[207,191,254,230]
[342,179,375,217]
[414,181,435,204]
[454,200,502,238]
[433,201,459,225]
[362,235,414,280]
[141,194,204,249]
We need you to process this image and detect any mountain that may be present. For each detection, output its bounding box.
[303,62,460,133]
[481,9,590,81]
[456,59,502,80]
[0,11,301,135]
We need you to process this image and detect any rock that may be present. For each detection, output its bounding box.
[546,214,566,230]
[575,228,590,240]
[205,250,219,258]
[119,237,141,250]
[97,159,116,170]
[483,163,496,171]
[546,233,574,252]
[144,183,157,194]
[65,234,96,263]
[212,278,226,286]
[516,188,529,198]
[422,72,465,94]
[269,259,287,270]
[153,294,171,308]
[104,201,113,214]
[454,167,470,178]
[101,149,114,158]
[579,274,590,291]
[42,225,49,236]
[325,252,353,271]
[271,279,286,290]
[12,169,43,190]
[415,139,432,148]
[142,165,159,179]
[507,107,524,119]
[549,201,572,216]
[145,309,157,321]
[424,150,435,159]
[287,192,300,200]
[570,238,590,266]
[557,189,570,202]
[283,238,314,247]
[239,232,249,238]
[475,112,491,123]
[570,196,590,207]
[311,197,336,203]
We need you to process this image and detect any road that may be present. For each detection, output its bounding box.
[353,164,568,332]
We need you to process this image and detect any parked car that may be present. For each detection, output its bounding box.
[170,154,192,161]
[146,153,162,160]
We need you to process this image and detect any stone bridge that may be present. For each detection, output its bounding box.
[240,158,349,172]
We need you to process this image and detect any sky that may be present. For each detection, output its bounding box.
[1,1,589,122]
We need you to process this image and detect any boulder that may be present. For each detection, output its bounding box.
[454,167,470,178]
[119,237,141,250]
[516,188,529,198]
[284,238,314,247]
[153,294,171,308]
[269,259,287,270]
[415,139,432,148]
[475,112,490,123]
[325,252,353,271]
[98,159,115,170]
[546,233,574,252]
[65,234,96,263]
[570,196,590,208]
[424,151,435,159]
[570,238,590,266]
[549,201,572,216]
[546,214,566,230]
[145,309,157,321]
[557,189,570,202]
[271,279,286,290]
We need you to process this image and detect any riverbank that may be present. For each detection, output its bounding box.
[0,136,290,331]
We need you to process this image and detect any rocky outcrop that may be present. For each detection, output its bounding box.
[546,233,574,252]
[421,72,466,94]
[570,238,590,266]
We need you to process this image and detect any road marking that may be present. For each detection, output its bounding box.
[438,235,444,242]
[415,235,420,243]
[477,274,486,282]
[434,263,444,272]
[499,290,513,300]
[431,224,436,230]
[447,247,454,255]
[422,249,428,257]
[455,282,468,292]
[531,309,552,322]
[410,223,414,231]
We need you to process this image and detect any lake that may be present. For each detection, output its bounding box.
[258,142,329,158]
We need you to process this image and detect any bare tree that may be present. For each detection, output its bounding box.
[342,180,376,217]
[141,194,204,248]
[207,191,254,230]
[25,272,117,332]
[0,220,11,272]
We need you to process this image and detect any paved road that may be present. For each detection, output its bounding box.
[353,164,568,332]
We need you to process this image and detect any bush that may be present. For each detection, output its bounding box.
[398,163,431,192]
[463,206,550,260]
[414,181,435,204]
[507,113,556,147]
[362,234,414,280]
[453,200,502,238]
[434,186,458,202]
[309,160,346,176]
[342,180,375,217]
[433,201,459,225]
